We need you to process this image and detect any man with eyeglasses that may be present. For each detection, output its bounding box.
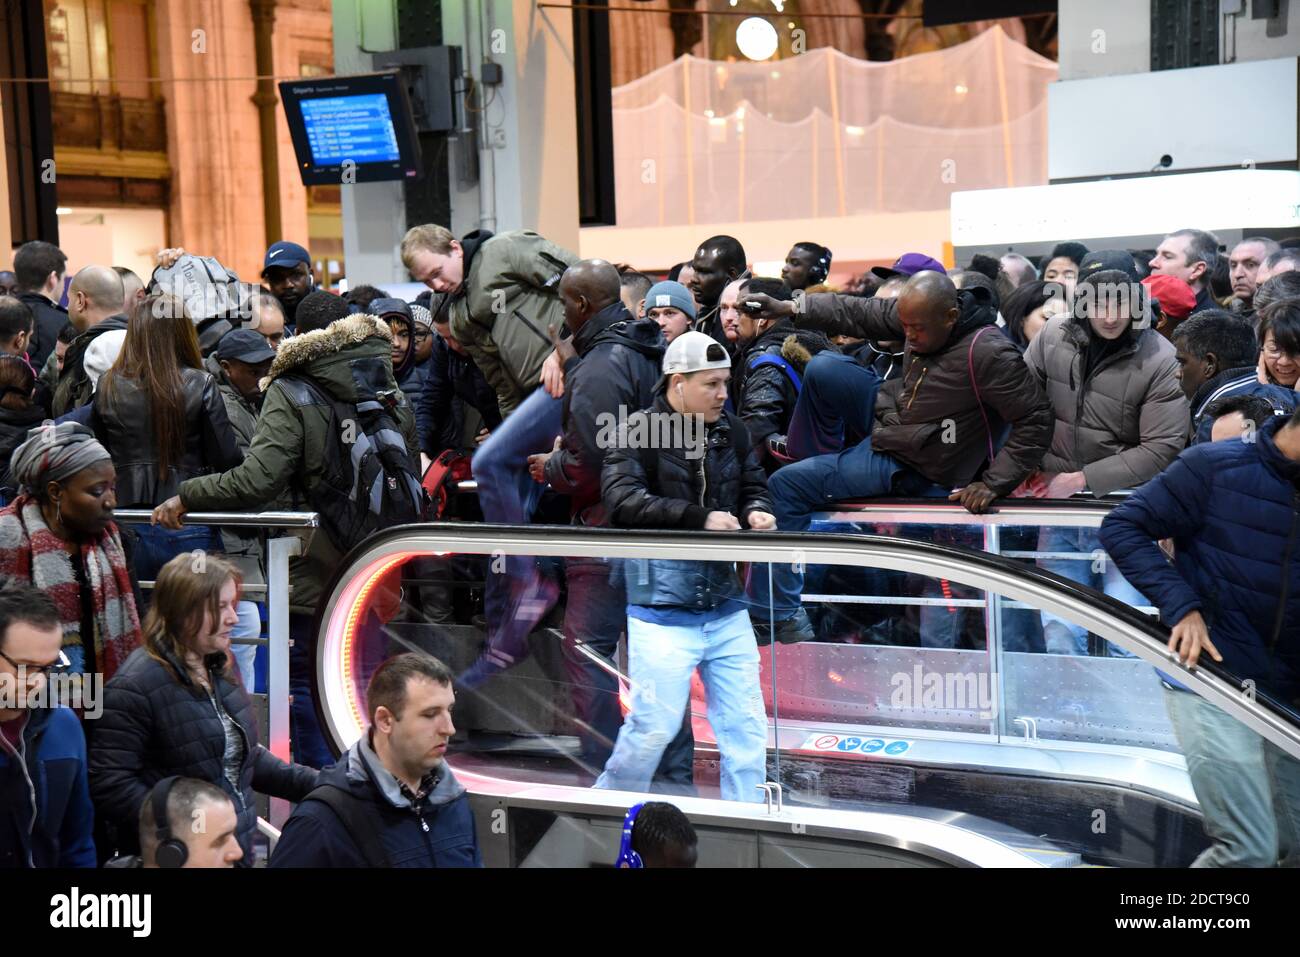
[0,583,95,867]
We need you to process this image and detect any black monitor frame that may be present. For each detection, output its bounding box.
[279,70,422,186]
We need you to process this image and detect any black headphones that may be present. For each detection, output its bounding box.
[150,776,188,869]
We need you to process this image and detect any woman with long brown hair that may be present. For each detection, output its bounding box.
[92,293,242,583]
[89,553,318,864]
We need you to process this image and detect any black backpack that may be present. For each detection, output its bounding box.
[277,374,426,552]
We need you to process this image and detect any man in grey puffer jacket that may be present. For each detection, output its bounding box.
[1022,269,1189,655]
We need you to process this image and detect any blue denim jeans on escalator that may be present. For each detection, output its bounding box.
[460,387,564,689]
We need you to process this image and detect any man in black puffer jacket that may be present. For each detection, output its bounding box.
[595,331,774,803]
[731,277,835,471]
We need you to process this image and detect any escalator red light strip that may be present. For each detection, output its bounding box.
[339,554,409,734]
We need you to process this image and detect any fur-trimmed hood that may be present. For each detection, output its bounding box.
[780,328,836,374]
[262,313,393,390]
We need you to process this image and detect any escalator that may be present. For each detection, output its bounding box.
[310,506,1300,868]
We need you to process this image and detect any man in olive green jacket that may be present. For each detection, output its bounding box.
[401,225,578,687]
[153,312,418,766]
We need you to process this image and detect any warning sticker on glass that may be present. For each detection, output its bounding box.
[798,733,911,757]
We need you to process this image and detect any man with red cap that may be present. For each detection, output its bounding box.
[1142,274,1197,341]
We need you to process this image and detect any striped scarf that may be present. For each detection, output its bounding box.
[0,496,141,681]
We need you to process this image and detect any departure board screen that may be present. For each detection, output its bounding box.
[280,72,420,185]
[300,94,401,165]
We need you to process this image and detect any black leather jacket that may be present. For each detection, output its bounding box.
[92,366,243,508]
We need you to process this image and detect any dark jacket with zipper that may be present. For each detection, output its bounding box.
[0,403,49,496]
[732,321,834,468]
[1100,414,1300,702]
[18,291,70,371]
[51,314,129,417]
[92,366,244,508]
[602,394,772,610]
[0,707,96,868]
[798,286,1053,494]
[446,229,579,417]
[418,333,501,453]
[1189,365,1298,445]
[269,731,480,868]
[88,645,319,863]
[1022,313,1188,495]
[544,301,664,525]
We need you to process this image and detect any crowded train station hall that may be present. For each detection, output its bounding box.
[0,0,1297,933]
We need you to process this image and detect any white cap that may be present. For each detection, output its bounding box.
[662,330,731,375]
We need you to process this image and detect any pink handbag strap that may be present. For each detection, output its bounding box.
[967,326,996,466]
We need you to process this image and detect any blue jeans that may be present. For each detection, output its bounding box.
[759,438,945,619]
[1037,526,1145,657]
[562,557,695,789]
[132,524,219,609]
[595,608,767,803]
[461,387,564,688]
[289,612,334,768]
[231,600,261,691]
[1165,686,1300,867]
[787,351,883,460]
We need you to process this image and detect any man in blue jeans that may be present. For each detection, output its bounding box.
[741,273,1053,639]
[1100,409,1300,867]
[596,332,773,802]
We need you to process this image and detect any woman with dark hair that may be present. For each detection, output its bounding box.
[1257,298,1300,389]
[781,242,833,292]
[1000,280,1069,351]
[0,354,45,497]
[0,422,141,679]
[90,553,318,864]
[92,294,242,581]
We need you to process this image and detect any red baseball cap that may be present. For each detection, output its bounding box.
[1141,274,1196,322]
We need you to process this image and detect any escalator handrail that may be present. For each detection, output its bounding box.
[312,522,1300,763]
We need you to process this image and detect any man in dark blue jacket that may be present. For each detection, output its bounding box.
[1172,310,1297,443]
[270,653,480,868]
[0,584,95,868]
[1099,411,1300,867]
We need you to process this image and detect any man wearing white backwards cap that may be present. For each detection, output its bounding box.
[594,331,773,803]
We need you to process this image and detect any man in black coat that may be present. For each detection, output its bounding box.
[523,259,693,788]
[12,241,71,369]
[595,330,775,802]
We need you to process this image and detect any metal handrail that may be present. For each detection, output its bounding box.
[314,523,1300,765]
[111,509,319,528]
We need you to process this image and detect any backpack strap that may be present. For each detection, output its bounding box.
[303,784,392,868]
[966,326,996,466]
[749,352,802,394]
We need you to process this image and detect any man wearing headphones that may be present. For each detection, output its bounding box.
[781,242,833,292]
[135,777,242,868]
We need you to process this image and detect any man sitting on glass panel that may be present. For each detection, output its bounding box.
[595,331,773,802]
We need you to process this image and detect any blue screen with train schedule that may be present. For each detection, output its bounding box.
[300,93,401,166]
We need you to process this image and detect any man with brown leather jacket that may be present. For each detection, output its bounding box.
[740,271,1053,632]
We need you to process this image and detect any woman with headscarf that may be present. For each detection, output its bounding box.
[0,422,141,680]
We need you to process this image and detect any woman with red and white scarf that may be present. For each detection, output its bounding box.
[0,422,141,681]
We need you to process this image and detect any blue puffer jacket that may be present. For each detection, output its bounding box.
[269,732,481,868]
[1099,415,1300,702]
[0,707,96,868]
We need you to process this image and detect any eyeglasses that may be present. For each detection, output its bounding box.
[0,647,71,677]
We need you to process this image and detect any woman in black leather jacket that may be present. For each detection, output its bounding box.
[89,553,319,864]
[92,294,242,582]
